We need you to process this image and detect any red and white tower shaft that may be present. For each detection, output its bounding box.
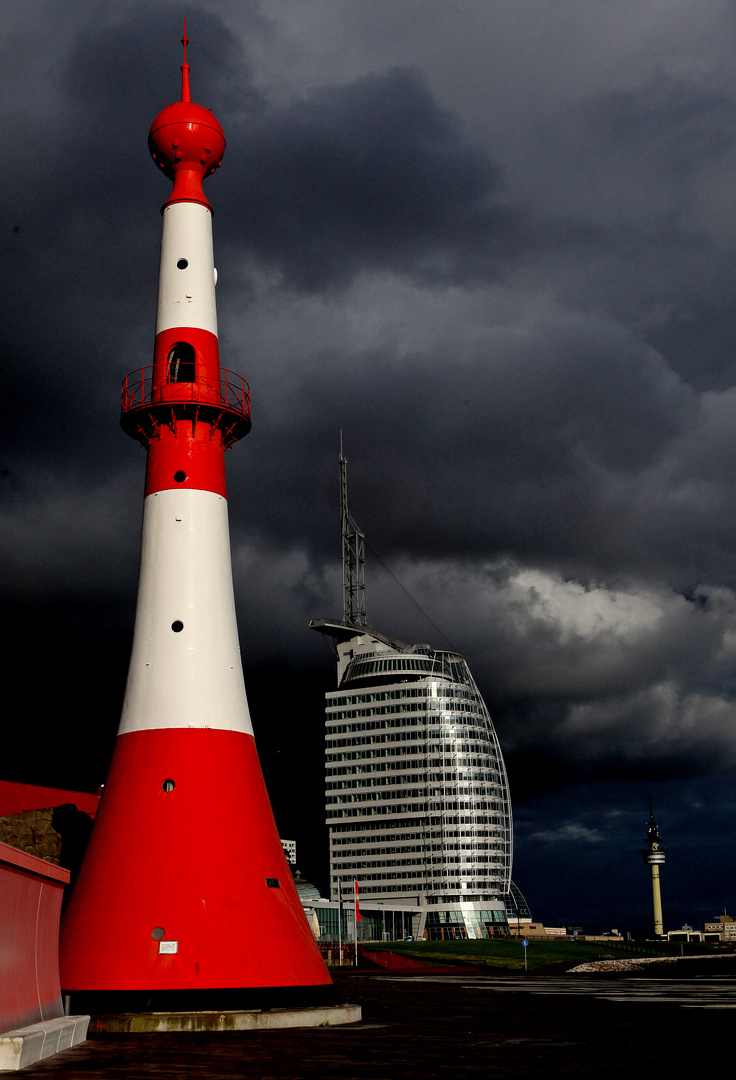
[59,31,332,1010]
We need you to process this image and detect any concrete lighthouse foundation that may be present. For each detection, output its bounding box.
[59,30,350,1024]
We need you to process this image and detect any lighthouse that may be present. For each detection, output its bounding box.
[59,31,332,1011]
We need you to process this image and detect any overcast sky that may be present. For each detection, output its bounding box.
[3,0,736,932]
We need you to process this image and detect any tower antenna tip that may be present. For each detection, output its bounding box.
[180,18,191,103]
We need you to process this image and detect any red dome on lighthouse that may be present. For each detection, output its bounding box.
[148,25,226,209]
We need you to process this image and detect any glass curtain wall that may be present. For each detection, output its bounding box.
[326,647,513,907]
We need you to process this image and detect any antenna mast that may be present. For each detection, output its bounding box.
[340,438,367,626]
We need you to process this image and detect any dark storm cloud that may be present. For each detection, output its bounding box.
[221,67,521,289]
[585,73,736,185]
[523,68,736,392]
[228,312,697,578]
[214,283,736,794]
[314,549,736,783]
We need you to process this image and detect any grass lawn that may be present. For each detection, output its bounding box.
[360,937,715,972]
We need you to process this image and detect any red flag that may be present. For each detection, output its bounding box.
[354,879,362,921]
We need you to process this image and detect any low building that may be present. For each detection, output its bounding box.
[667,929,703,943]
[300,898,510,942]
[280,839,297,865]
[508,921,547,937]
[301,898,419,943]
[704,912,736,940]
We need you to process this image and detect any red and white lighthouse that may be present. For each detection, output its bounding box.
[59,31,332,1010]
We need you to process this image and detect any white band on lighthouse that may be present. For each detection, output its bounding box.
[156,201,218,336]
[118,487,253,735]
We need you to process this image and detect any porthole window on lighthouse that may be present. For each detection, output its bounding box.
[176,258,188,269]
[167,342,195,383]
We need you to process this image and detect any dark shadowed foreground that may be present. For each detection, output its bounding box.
[19,967,731,1078]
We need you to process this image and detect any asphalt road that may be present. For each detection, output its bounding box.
[22,966,732,1079]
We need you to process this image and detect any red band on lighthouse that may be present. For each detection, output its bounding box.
[60,728,328,992]
[145,326,228,498]
[144,423,228,498]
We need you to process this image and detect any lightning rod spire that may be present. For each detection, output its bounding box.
[180,19,191,102]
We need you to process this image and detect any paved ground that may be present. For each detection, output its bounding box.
[398,970,736,1007]
[21,967,732,1079]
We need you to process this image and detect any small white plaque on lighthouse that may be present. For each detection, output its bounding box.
[159,940,178,954]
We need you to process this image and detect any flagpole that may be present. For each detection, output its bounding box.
[337,878,342,966]
[354,878,359,967]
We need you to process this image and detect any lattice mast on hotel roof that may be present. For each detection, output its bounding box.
[340,442,367,627]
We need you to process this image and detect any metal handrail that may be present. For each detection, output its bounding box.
[121,365,250,419]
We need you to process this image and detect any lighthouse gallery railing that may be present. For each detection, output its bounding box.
[120,365,251,448]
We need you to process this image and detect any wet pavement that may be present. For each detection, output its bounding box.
[20,968,731,1078]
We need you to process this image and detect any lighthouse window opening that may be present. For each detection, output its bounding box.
[266,878,280,888]
[174,471,187,483]
[162,779,175,793]
[167,342,195,383]
[151,927,165,939]
[171,621,184,633]
[176,258,189,269]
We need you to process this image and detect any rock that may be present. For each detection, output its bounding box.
[0,808,63,864]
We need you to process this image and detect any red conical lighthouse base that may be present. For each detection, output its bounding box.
[59,33,332,1011]
[60,730,332,1010]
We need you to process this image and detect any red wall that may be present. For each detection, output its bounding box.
[0,842,69,1032]
[0,781,100,819]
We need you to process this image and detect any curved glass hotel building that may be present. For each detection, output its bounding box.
[310,454,527,940]
[311,621,517,939]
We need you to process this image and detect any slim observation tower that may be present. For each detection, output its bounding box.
[59,30,332,1011]
[640,799,667,937]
